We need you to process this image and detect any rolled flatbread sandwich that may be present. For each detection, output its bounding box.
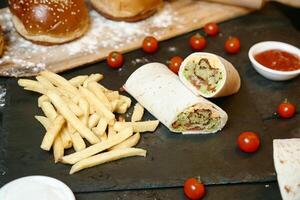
[179,52,241,98]
[273,138,300,200]
[124,63,228,134]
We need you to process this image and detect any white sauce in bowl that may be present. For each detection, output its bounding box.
[0,176,75,200]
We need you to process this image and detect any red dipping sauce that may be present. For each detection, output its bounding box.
[254,49,300,71]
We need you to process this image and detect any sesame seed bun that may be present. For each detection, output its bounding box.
[91,0,163,22]
[8,0,90,44]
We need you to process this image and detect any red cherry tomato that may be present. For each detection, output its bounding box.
[204,22,219,36]
[168,56,183,74]
[142,36,158,53]
[189,33,206,51]
[184,178,206,200]
[107,51,124,69]
[237,132,260,153]
[225,37,240,54]
[277,99,296,119]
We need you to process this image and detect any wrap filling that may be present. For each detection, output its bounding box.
[183,58,223,95]
[172,104,221,132]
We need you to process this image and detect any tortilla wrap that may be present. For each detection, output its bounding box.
[124,62,228,134]
[273,138,300,200]
[179,52,241,98]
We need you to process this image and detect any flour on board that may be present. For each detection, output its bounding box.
[0,3,181,76]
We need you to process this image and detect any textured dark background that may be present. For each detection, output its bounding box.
[0,1,299,199]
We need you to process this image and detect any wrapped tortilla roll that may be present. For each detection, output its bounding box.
[179,52,241,98]
[124,63,228,134]
[273,139,300,200]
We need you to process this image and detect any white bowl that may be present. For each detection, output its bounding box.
[248,41,300,81]
[0,176,75,200]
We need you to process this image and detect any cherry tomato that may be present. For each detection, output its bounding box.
[142,36,158,53]
[277,99,296,119]
[184,178,206,200]
[225,37,240,54]
[168,56,183,74]
[237,132,260,153]
[189,33,206,51]
[204,22,219,36]
[107,51,124,69]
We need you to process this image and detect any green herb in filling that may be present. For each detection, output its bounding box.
[183,58,223,94]
[172,108,221,132]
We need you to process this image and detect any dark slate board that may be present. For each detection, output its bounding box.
[0,63,274,193]
[75,182,281,200]
[0,3,299,194]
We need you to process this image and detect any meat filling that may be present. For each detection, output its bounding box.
[183,58,223,94]
[172,106,221,132]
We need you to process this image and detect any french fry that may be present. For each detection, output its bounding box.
[115,102,128,114]
[46,91,100,144]
[40,115,65,151]
[35,116,51,130]
[69,75,89,87]
[105,91,119,101]
[97,84,109,92]
[35,116,72,150]
[108,125,117,139]
[87,82,111,110]
[113,121,159,133]
[40,71,79,95]
[61,127,133,164]
[53,135,64,163]
[131,103,144,122]
[110,133,140,150]
[88,113,100,129]
[91,118,107,138]
[61,96,83,117]
[120,95,132,108]
[41,101,57,121]
[19,71,158,174]
[96,118,107,135]
[56,87,74,99]
[18,79,47,94]
[38,95,49,108]
[92,127,102,137]
[79,98,89,126]
[83,74,103,88]
[70,132,86,152]
[61,127,73,149]
[100,132,108,142]
[67,122,76,134]
[89,105,96,115]
[70,148,146,174]
[37,76,76,103]
[36,76,56,90]
[110,100,119,112]
[79,86,115,124]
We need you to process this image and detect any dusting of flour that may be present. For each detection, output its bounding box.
[0,3,181,77]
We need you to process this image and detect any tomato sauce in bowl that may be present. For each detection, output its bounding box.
[254,49,300,71]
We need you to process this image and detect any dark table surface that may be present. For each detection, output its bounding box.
[0,1,299,199]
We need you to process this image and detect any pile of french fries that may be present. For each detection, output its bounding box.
[18,71,159,174]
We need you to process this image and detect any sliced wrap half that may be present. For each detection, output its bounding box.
[124,63,228,134]
[179,52,241,98]
[273,139,300,200]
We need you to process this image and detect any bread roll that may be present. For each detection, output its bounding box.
[91,0,163,22]
[8,0,90,44]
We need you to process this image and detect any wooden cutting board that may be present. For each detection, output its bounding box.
[0,0,250,77]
